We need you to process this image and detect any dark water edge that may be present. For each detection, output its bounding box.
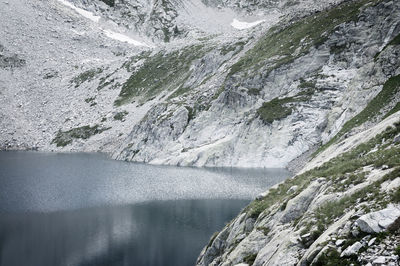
[0,199,249,266]
[0,151,291,266]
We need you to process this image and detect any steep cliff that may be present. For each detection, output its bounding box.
[197,106,400,266]
[1,0,399,169]
[1,0,400,264]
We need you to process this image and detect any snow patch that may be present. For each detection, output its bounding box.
[231,19,265,30]
[57,0,100,23]
[102,29,149,47]
[58,0,150,47]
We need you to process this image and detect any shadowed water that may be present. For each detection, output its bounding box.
[0,151,291,266]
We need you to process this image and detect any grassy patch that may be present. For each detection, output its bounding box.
[247,88,262,95]
[375,33,400,59]
[314,74,400,156]
[43,71,58,79]
[395,245,400,256]
[227,0,378,78]
[167,86,192,100]
[99,0,115,7]
[257,98,293,123]
[122,51,152,72]
[85,97,95,103]
[206,232,219,249]
[219,41,246,56]
[243,254,257,265]
[0,53,26,68]
[314,247,358,266]
[303,166,400,245]
[114,45,211,106]
[257,92,312,123]
[246,122,400,220]
[299,78,317,89]
[392,188,400,203]
[383,102,400,119]
[51,125,109,147]
[71,68,103,88]
[113,111,128,121]
[330,44,347,55]
[257,226,271,236]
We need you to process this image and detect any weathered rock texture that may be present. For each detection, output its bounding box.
[1,0,400,169]
[196,108,400,266]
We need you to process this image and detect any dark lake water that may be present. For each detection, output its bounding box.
[0,151,291,266]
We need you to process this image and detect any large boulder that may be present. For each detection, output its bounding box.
[280,181,321,223]
[356,205,400,233]
[341,242,363,257]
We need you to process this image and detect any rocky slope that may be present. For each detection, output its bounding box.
[1,0,400,265]
[197,108,400,266]
[2,0,399,169]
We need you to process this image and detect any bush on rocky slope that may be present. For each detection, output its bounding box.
[200,118,400,265]
[51,125,109,147]
[114,44,211,106]
[315,74,400,156]
[227,0,380,79]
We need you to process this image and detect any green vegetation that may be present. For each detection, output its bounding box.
[375,33,400,59]
[314,74,400,156]
[113,111,128,121]
[167,86,191,100]
[330,44,347,55]
[85,97,95,103]
[97,69,120,91]
[392,188,400,203]
[114,45,211,106]
[395,245,400,256]
[219,41,246,56]
[247,88,262,95]
[257,91,312,123]
[383,102,400,119]
[206,232,219,249]
[301,152,400,245]
[389,33,400,46]
[43,71,58,79]
[227,0,379,78]
[51,125,109,147]
[257,226,271,236]
[0,53,26,68]
[246,121,400,221]
[71,68,103,88]
[243,254,257,265]
[122,51,152,72]
[332,172,366,192]
[99,0,115,7]
[314,248,357,266]
[84,97,97,107]
[186,106,195,123]
[257,98,293,123]
[298,78,317,89]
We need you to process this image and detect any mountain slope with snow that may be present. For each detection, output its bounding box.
[1,0,399,169]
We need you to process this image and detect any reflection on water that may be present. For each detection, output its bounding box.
[0,152,290,213]
[0,151,291,266]
[0,200,248,266]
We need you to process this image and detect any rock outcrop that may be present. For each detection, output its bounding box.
[356,205,400,233]
[1,0,400,169]
[1,0,400,264]
[197,109,400,266]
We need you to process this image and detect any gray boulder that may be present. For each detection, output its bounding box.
[341,242,363,257]
[280,181,321,223]
[393,134,400,144]
[356,205,400,233]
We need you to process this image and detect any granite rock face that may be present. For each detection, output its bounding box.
[1,0,400,169]
[356,205,400,233]
[197,109,400,266]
